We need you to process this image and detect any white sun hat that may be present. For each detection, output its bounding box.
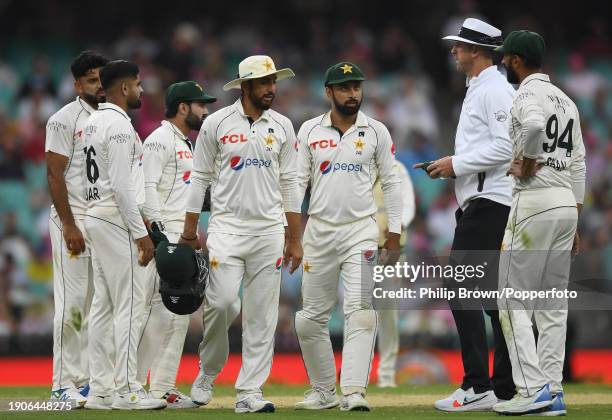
[222,55,295,91]
[442,18,503,48]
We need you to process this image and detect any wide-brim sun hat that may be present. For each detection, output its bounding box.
[223,55,295,91]
[442,17,503,48]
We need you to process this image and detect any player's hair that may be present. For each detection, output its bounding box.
[70,50,109,80]
[100,60,140,90]
[165,101,191,118]
[521,55,542,69]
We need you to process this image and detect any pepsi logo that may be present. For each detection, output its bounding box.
[275,257,283,271]
[320,160,332,174]
[364,249,376,262]
[391,143,396,155]
[183,170,191,184]
[230,156,245,170]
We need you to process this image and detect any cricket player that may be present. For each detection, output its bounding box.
[493,31,585,416]
[137,81,216,408]
[83,60,166,410]
[294,62,402,411]
[46,51,108,407]
[420,18,517,411]
[181,55,303,413]
[374,161,415,388]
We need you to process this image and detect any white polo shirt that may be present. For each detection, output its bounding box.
[452,65,515,210]
[297,110,402,234]
[186,99,301,236]
[83,102,147,239]
[45,97,95,218]
[142,120,194,231]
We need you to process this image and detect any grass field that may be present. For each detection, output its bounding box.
[2,384,612,419]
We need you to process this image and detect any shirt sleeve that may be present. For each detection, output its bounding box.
[186,117,218,214]
[296,122,313,206]
[515,90,547,159]
[45,112,72,156]
[106,119,148,239]
[397,162,416,227]
[570,116,587,204]
[142,132,171,223]
[452,87,514,176]
[278,118,301,213]
[374,123,402,234]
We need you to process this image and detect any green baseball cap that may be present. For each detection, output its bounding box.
[495,30,546,64]
[165,81,216,112]
[324,62,365,86]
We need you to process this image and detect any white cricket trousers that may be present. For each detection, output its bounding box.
[137,230,190,397]
[49,210,93,391]
[295,216,379,395]
[376,308,399,385]
[199,231,284,397]
[85,207,148,396]
[498,188,578,397]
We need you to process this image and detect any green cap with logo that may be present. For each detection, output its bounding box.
[495,30,546,64]
[324,62,365,86]
[165,81,217,113]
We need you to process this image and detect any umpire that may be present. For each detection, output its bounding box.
[416,18,516,411]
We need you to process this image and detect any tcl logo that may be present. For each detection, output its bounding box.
[310,139,338,150]
[177,150,193,159]
[220,134,248,144]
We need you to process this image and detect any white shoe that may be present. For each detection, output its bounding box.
[84,395,113,410]
[493,384,553,415]
[434,387,497,412]
[340,392,370,411]
[295,387,339,410]
[525,392,567,416]
[191,368,215,405]
[235,394,275,413]
[162,389,198,409]
[50,387,87,408]
[111,388,167,410]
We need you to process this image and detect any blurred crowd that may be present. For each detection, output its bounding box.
[0,0,611,354]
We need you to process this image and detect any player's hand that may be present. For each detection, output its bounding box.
[284,237,303,274]
[63,223,86,256]
[572,231,580,256]
[426,156,455,179]
[135,235,154,266]
[506,159,543,180]
[380,233,401,266]
[179,233,202,251]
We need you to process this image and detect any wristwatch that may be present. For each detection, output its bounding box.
[151,221,166,232]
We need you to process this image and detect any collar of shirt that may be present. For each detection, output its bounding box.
[233,98,270,122]
[98,102,131,121]
[520,72,550,88]
[76,96,95,114]
[321,110,369,131]
[161,120,188,141]
[466,65,500,90]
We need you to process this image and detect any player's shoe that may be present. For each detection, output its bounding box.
[50,387,87,408]
[111,388,167,410]
[78,384,90,397]
[493,384,553,415]
[191,368,215,405]
[162,389,198,409]
[525,392,567,416]
[294,386,339,410]
[235,394,275,413]
[340,392,370,411]
[434,387,497,412]
[84,395,113,410]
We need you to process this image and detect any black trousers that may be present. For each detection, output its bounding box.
[447,198,515,400]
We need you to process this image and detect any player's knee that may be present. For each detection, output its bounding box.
[346,309,377,332]
[295,311,326,340]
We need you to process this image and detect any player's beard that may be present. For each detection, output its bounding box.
[82,90,105,106]
[186,110,205,131]
[334,96,361,116]
[505,64,520,84]
[127,96,142,109]
[250,91,274,110]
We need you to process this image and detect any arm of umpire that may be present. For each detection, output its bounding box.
[181,116,217,250]
[106,120,152,265]
[451,89,514,177]
[280,118,303,274]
